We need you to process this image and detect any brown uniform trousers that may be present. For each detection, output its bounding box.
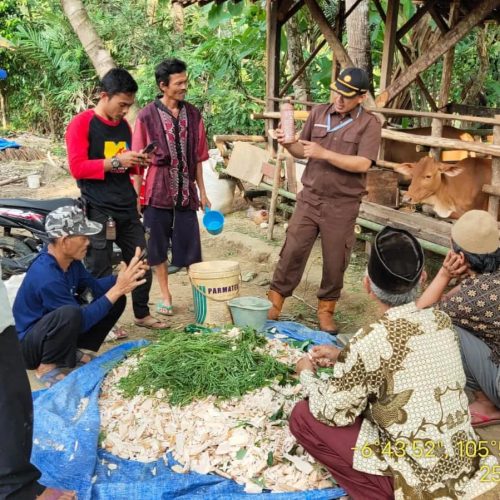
[271,190,359,300]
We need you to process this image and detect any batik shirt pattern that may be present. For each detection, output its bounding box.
[157,105,190,207]
[300,303,498,499]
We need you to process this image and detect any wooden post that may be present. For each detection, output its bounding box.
[379,0,399,91]
[376,0,499,108]
[488,115,500,218]
[430,118,443,160]
[266,0,281,240]
[268,153,283,240]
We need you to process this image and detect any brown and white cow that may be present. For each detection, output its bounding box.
[395,157,492,219]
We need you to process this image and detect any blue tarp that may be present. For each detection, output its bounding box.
[0,138,21,150]
[32,323,345,499]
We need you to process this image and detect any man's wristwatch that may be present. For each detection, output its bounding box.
[110,156,122,171]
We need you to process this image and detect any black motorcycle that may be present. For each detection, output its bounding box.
[0,197,123,279]
[0,197,75,278]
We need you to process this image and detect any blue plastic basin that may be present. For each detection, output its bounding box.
[202,207,224,236]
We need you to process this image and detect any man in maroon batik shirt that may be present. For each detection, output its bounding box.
[132,58,210,317]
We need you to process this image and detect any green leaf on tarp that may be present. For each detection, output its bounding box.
[236,448,247,460]
[267,451,274,466]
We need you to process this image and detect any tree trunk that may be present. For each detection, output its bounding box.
[345,0,372,77]
[172,2,185,33]
[60,0,116,78]
[285,16,310,101]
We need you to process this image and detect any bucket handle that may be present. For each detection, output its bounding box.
[188,273,242,302]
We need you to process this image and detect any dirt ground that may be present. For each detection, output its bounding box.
[2,148,499,472]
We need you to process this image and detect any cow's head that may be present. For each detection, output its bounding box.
[395,157,464,203]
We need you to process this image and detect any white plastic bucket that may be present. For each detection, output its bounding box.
[189,261,240,326]
[27,174,40,189]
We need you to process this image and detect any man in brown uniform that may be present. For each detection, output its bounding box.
[268,68,381,333]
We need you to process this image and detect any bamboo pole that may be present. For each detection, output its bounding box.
[253,108,500,126]
[366,108,500,126]
[251,112,500,157]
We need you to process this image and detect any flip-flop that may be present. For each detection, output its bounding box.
[134,316,168,330]
[156,301,174,316]
[470,410,500,428]
[36,367,66,388]
[76,349,96,367]
[105,325,129,342]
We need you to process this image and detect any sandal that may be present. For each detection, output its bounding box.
[156,301,174,316]
[134,316,168,330]
[36,367,66,388]
[76,349,96,366]
[104,325,129,342]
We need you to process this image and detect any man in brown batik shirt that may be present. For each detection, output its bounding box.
[268,68,381,333]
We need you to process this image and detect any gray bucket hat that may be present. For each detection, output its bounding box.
[45,205,102,238]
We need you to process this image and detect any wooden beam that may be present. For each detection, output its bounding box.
[397,0,439,40]
[366,107,500,126]
[483,184,500,197]
[383,128,500,157]
[428,4,449,34]
[280,39,326,97]
[488,116,500,217]
[376,0,500,108]
[359,201,452,248]
[379,0,399,90]
[303,0,377,108]
[279,0,304,24]
[373,0,438,111]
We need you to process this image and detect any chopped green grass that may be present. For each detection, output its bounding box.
[118,328,295,406]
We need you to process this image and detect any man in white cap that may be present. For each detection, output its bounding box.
[418,209,500,427]
[289,226,497,499]
[13,205,148,387]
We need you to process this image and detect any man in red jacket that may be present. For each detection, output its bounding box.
[65,68,166,329]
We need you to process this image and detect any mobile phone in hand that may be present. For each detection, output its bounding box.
[142,141,158,154]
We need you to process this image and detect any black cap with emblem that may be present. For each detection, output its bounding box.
[331,67,370,98]
[368,226,424,294]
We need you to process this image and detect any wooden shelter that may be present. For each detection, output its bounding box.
[174,0,500,251]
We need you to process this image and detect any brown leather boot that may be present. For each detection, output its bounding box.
[317,299,338,333]
[267,290,285,320]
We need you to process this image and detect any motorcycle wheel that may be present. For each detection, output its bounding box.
[0,236,32,279]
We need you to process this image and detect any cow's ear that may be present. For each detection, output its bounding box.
[394,162,414,177]
[440,163,464,177]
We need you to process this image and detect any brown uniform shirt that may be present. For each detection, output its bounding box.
[299,104,381,200]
